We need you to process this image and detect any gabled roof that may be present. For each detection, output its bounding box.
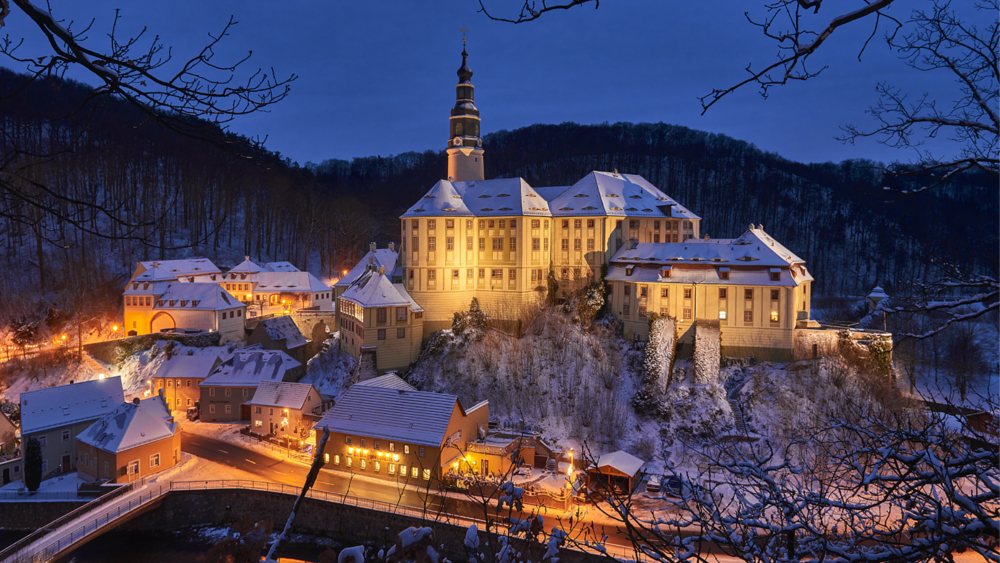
[265,262,300,272]
[151,355,222,380]
[606,226,813,287]
[201,350,302,387]
[532,185,570,201]
[593,450,645,477]
[245,381,317,410]
[356,373,416,391]
[550,172,699,219]
[20,377,125,435]
[124,281,174,296]
[340,271,423,311]
[154,283,244,311]
[130,265,180,284]
[401,178,552,218]
[335,249,399,289]
[254,272,330,293]
[314,385,465,447]
[77,396,176,453]
[255,316,308,349]
[228,257,264,274]
[134,259,221,280]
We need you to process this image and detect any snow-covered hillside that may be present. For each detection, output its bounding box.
[299,333,357,398]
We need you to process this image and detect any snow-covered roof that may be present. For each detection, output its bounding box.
[255,316,308,349]
[314,385,466,447]
[265,262,300,272]
[76,397,177,453]
[154,283,245,311]
[335,248,399,289]
[401,178,552,218]
[868,286,889,299]
[77,396,176,453]
[594,450,645,477]
[245,381,317,410]
[550,172,699,219]
[151,355,221,381]
[228,257,264,274]
[130,265,181,284]
[254,272,330,293]
[200,350,302,387]
[135,259,221,280]
[340,271,424,312]
[606,264,813,287]
[532,185,570,201]
[20,377,125,435]
[356,373,416,391]
[124,281,174,296]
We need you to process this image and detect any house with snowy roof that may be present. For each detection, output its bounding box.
[199,350,304,422]
[76,394,180,483]
[334,243,400,299]
[212,257,332,312]
[605,225,815,360]
[246,316,310,364]
[246,381,323,445]
[123,277,246,343]
[314,374,487,483]
[336,265,424,374]
[150,354,222,411]
[19,377,124,479]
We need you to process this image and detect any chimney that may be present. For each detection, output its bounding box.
[379,266,386,275]
[157,388,165,399]
[389,242,395,252]
[704,234,710,241]
[368,256,374,265]
[370,242,376,252]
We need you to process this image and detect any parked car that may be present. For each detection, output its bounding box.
[186,406,199,421]
[646,475,661,493]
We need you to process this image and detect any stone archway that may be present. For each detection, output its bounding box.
[150,312,176,333]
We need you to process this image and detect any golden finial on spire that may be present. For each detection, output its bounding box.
[460,28,469,45]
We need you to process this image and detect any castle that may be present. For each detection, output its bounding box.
[335,45,817,372]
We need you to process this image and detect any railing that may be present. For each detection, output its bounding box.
[0,481,135,562]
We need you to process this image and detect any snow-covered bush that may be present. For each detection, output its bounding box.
[577,281,605,325]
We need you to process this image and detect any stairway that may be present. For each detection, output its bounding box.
[724,372,752,436]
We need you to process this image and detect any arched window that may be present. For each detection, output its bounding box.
[455,122,464,136]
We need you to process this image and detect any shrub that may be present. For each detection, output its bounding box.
[24,437,43,491]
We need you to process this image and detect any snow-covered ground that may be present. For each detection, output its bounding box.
[299,333,356,398]
[0,470,85,493]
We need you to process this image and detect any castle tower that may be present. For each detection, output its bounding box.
[446,42,485,182]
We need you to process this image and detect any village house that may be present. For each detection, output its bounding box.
[606,225,815,361]
[0,410,16,455]
[19,377,124,478]
[313,374,488,483]
[199,349,304,422]
[246,381,323,446]
[246,316,310,365]
[337,266,424,374]
[334,243,399,299]
[219,257,334,313]
[76,394,180,483]
[150,354,222,411]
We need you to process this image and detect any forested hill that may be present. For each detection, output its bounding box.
[1,68,995,323]
[312,122,997,299]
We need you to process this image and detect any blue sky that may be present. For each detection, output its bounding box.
[4,0,963,166]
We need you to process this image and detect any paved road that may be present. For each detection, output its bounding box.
[180,432,653,555]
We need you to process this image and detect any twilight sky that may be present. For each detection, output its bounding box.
[4,0,963,166]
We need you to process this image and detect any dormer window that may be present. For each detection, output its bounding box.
[626,265,635,277]
[192,300,200,307]
[210,274,217,280]
[132,283,138,290]
[718,267,730,280]
[661,266,672,278]
[770,268,781,281]
[168,300,175,306]
[180,300,187,307]
[143,282,149,290]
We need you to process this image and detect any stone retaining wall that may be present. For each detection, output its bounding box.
[84,331,223,365]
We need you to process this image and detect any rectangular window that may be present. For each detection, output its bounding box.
[347,457,353,468]
[428,237,436,251]
[479,220,485,229]
[630,220,639,229]
[771,271,781,281]
[404,444,410,455]
[561,268,569,280]
[510,270,517,280]
[388,463,396,475]
[639,305,647,317]
[771,289,780,300]
[489,220,495,228]
[374,440,380,450]
[423,469,431,480]
[378,329,386,340]
[684,288,692,299]
[346,436,353,445]
[660,307,669,315]
[209,404,216,413]
[770,310,780,322]
[334,455,340,465]
[467,220,473,229]
[149,453,160,468]
[587,219,595,228]
[561,239,569,250]
[361,438,366,447]
[683,308,692,319]
[587,239,594,251]
[412,237,418,251]
[531,219,540,228]
[661,287,669,298]
[225,405,231,414]
[467,237,473,250]
[254,420,263,427]
[62,430,70,442]
[510,219,516,228]
[623,301,630,315]
[377,308,387,323]
[744,310,754,322]
[654,221,660,230]
[412,467,419,478]
[452,269,459,279]
[510,238,516,251]
[389,442,395,452]
[479,269,485,278]
[397,328,405,338]
[532,238,540,250]
[574,219,582,229]
[375,461,381,473]
[400,465,406,477]
[428,220,436,230]
[397,307,407,321]
[745,288,754,300]
[225,388,231,397]
[574,239,581,250]
[531,270,537,282]
[640,285,648,297]
[562,220,569,228]
[491,269,503,279]
[467,269,473,278]
[719,288,728,299]
[573,268,580,279]
[412,220,419,230]
[492,238,503,250]
[446,219,454,229]
[719,271,729,280]
[38,435,47,447]
[427,270,436,280]
[479,238,486,250]
[544,238,549,251]
[446,237,454,250]
[624,285,630,296]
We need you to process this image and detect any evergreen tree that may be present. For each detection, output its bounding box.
[24,437,43,492]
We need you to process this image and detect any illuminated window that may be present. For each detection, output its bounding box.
[719,311,727,320]
[360,459,367,470]
[404,445,410,455]
[770,310,780,322]
[412,467,419,478]
[389,464,396,475]
[333,455,339,465]
[389,442,395,452]
[423,469,431,480]
[347,457,353,468]
[375,461,381,473]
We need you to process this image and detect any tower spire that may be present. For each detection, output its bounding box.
[446,33,484,183]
